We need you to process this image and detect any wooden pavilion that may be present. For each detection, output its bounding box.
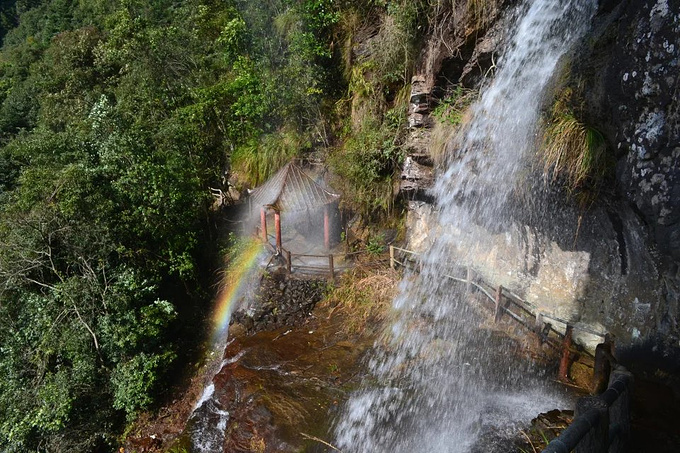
[248,162,340,252]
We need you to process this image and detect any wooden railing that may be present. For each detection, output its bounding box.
[389,245,633,453]
[265,244,360,280]
[542,366,633,453]
[388,245,606,355]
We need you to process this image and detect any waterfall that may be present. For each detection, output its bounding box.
[334,1,597,451]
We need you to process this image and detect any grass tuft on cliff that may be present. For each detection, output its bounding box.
[540,87,612,201]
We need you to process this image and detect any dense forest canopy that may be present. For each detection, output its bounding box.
[0,0,422,450]
[0,0,344,450]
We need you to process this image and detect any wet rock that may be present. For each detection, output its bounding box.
[405,199,661,352]
[400,156,435,199]
[575,0,680,260]
[460,13,509,87]
[231,272,325,335]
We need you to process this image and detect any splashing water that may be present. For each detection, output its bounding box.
[334,1,597,451]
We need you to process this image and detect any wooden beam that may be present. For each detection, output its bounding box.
[328,254,335,281]
[494,285,503,323]
[466,267,473,293]
[559,325,574,382]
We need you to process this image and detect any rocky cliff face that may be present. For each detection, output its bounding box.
[578,0,680,261]
[401,0,680,361]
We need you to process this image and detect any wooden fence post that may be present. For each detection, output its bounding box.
[534,312,543,333]
[389,245,395,269]
[466,267,473,293]
[559,325,574,382]
[494,286,503,323]
[328,254,335,281]
[574,396,609,453]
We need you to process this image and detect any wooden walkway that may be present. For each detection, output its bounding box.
[259,231,357,280]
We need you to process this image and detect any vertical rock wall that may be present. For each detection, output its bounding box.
[578,0,680,261]
[401,0,680,357]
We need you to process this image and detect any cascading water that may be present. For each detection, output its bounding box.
[334,1,597,451]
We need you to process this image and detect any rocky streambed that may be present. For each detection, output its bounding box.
[124,269,390,453]
[124,266,604,453]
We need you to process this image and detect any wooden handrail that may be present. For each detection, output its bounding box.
[388,245,607,341]
[388,245,633,452]
[542,367,633,453]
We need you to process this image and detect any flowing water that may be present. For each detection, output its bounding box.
[334,0,597,451]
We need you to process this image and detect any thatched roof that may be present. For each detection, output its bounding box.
[248,162,339,212]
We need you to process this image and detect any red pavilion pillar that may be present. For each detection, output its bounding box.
[274,210,282,252]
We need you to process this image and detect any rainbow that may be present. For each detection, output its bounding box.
[211,238,264,343]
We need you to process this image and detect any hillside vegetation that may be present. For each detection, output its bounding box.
[0,0,428,451]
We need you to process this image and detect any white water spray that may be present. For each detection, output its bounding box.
[334,1,597,451]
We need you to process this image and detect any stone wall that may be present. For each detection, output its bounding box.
[406,200,662,352]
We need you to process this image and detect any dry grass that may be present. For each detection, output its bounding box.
[430,85,478,166]
[540,87,611,198]
[430,120,459,167]
[249,437,266,453]
[323,265,400,334]
[260,392,308,426]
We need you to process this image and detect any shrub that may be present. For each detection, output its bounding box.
[231,127,308,188]
[329,117,404,219]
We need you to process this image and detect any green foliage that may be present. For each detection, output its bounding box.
[432,85,478,126]
[111,351,176,418]
[330,116,404,218]
[366,233,386,255]
[232,127,307,187]
[540,87,613,200]
[0,0,421,449]
[340,0,425,123]
[0,0,265,450]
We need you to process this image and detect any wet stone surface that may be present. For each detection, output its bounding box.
[231,271,327,335]
[206,307,375,452]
